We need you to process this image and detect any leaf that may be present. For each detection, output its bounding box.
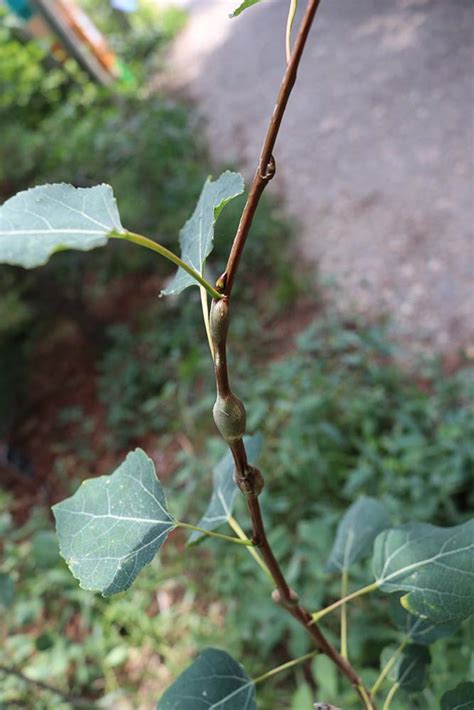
[189,434,262,544]
[373,520,474,623]
[161,171,244,296]
[291,684,314,710]
[380,644,430,692]
[52,449,175,596]
[441,682,474,710]
[312,655,338,699]
[230,0,265,18]
[0,183,123,268]
[156,647,256,709]
[326,496,390,572]
[389,593,459,644]
[0,572,15,608]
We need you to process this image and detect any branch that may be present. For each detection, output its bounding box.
[220,0,322,297]
[210,1,377,707]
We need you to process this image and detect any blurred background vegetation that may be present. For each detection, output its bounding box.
[0,1,473,708]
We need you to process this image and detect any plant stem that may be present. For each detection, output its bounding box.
[109,230,222,300]
[382,682,400,710]
[228,515,273,580]
[177,521,254,546]
[311,582,379,622]
[220,0,322,297]
[209,1,377,707]
[340,568,349,660]
[286,0,299,62]
[0,665,92,708]
[253,650,317,685]
[371,638,408,697]
[200,285,214,358]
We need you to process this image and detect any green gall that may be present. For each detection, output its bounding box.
[213,393,246,443]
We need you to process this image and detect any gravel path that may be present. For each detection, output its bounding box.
[165,0,473,354]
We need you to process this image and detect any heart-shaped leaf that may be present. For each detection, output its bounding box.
[189,434,262,544]
[389,593,459,644]
[161,171,244,296]
[326,497,390,572]
[53,449,175,596]
[0,183,123,268]
[441,682,474,710]
[373,520,474,623]
[156,647,256,709]
[380,644,430,693]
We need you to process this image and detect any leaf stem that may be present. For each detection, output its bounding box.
[200,285,215,358]
[340,568,349,660]
[382,682,400,710]
[228,515,273,580]
[253,650,317,685]
[311,582,379,622]
[286,0,298,62]
[109,230,223,300]
[177,521,254,546]
[371,638,409,697]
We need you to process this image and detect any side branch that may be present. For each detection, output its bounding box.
[221,0,322,296]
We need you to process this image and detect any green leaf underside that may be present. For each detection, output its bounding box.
[441,682,474,710]
[231,0,264,18]
[189,434,262,545]
[326,496,390,572]
[373,520,474,623]
[380,644,430,693]
[0,183,123,268]
[53,449,175,596]
[161,171,244,296]
[389,593,459,644]
[156,648,256,709]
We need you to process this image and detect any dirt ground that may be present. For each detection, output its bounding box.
[162,0,474,356]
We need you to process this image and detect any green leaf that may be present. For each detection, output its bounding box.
[189,434,262,544]
[326,496,390,572]
[441,682,474,710]
[230,0,265,18]
[291,684,314,710]
[161,171,244,296]
[31,530,61,568]
[0,572,15,608]
[389,593,459,644]
[52,449,175,596]
[0,183,123,268]
[312,655,338,699]
[156,647,256,709]
[380,644,430,693]
[373,520,474,623]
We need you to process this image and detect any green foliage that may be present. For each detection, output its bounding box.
[373,520,474,623]
[441,682,474,710]
[162,171,244,296]
[157,648,256,709]
[231,0,265,18]
[326,496,390,572]
[389,594,459,645]
[380,644,431,693]
[0,184,122,267]
[190,434,262,544]
[53,449,175,595]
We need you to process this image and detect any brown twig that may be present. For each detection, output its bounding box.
[211,1,377,707]
[220,0,322,297]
